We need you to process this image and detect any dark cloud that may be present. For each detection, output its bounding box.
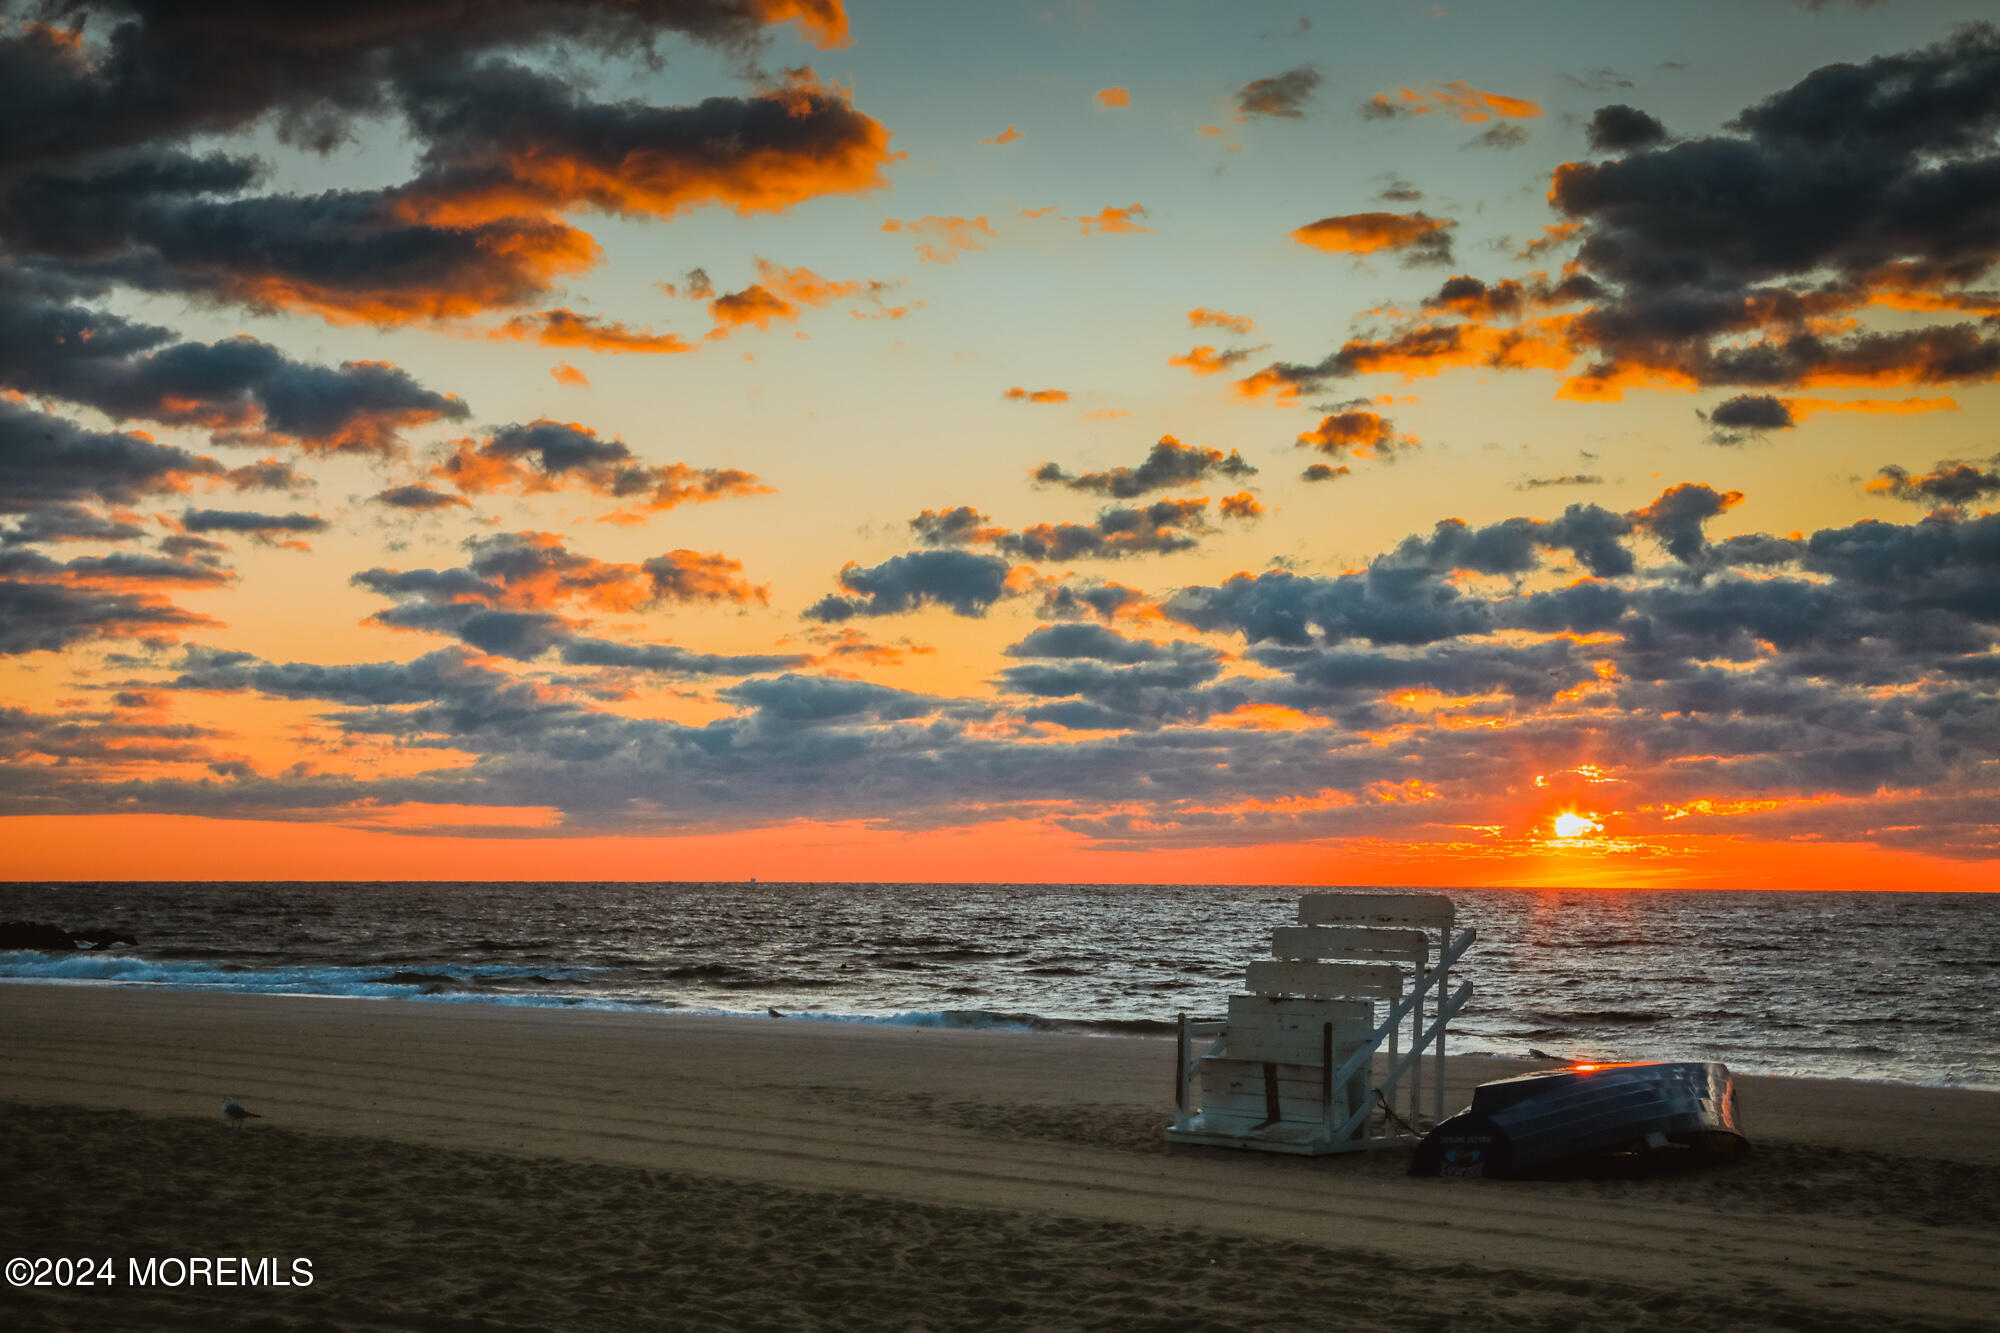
[998,499,1216,562]
[0,8,873,326]
[1302,463,1350,483]
[0,396,223,516]
[374,483,470,511]
[1235,66,1321,119]
[1006,624,1169,664]
[1518,474,1604,490]
[1586,104,1668,152]
[0,578,214,655]
[804,550,1013,621]
[1033,436,1256,498]
[0,2,847,177]
[1466,123,1528,150]
[1868,457,2000,507]
[719,674,939,726]
[1545,25,2000,393]
[180,509,329,537]
[435,419,767,514]
[2,503,145,546]
[557,638,808,677]
[1629,482,1744,566]
[1035,580,1149,622]
[0,271,469,450]
[1704,392,1795,444]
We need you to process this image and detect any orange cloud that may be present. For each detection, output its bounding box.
[1218,491,1264,519]
[1296,410,1415,459]
[1168,345,1252,376]
[1519,222,1584,259]
[641,549,769,605]
[1085,409,1129,421]
[1081,203,1149,235]
[1783,395,1961,420]
[1371,81,1543,123]
[982,125,1023,145]
[1004,387,1069,404]
[550,363,589,387]
[230,218,601,326]
[1291,211,1452,255]
[495,308,696,354]
[1095,87,1131,108]
[1189,307,1255,335]
[707,284,797,336]
[434,420,770,514]
[398,70,894,228]
[747,0,851,49]
[881,214,994,264]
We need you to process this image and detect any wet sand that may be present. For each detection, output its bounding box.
[2,985,1995,1330]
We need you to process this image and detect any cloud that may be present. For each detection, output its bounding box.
[1518,474,1605,490]
[997,499,1224,562]
[910,498,1226,562]
[434,419,769,514]
[805,549,1014,620]
[1033,436,1256,498]
[1235,66,1321,119]
[0,11,886,327]
[1542,26,2000,396]
[1095,87,1131,108]
[355,531,769,656]
[704,259,870,336]
[1629,482,1743,565]
[181,509,330,543]
[1036,579,1152,622]
[0,580,216,656]
[1467,122,1528,150]
[1703,393,1794,444]
[374,484,470,512]
[1291,211,1454,264]
[1867,457,2000,507]
[1302,463,1350,483]
[494,310,695,355]
[1296,410,1416,461]
[0,398,225,518]
[0,277,470,451]
[981,126,1023,145]
[1587,104,1669,152]
[550,363,589,387]
[881,215,994,264]
[1079,204,1149,235]
[1362,82,1544,123]
[1189,307,1255,335]
[1004,387,1069,404]
[1168,345,1257,376]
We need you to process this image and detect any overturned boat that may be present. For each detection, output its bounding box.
[1410,1060,1746,1179]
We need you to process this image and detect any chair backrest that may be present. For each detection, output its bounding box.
[1244,959,1404,1001]
[1299,892,1454,930]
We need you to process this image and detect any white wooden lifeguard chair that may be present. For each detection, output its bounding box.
[1165,892,1474,1155]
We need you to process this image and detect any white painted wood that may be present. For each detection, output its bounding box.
[1214,1028,1367,1065]
[1224,994,1371,1029]
[1270,926,1427,963]
[1245,960,1404,999]
[1299,892,1455,928]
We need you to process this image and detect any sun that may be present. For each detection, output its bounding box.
[1552,811,1602,840]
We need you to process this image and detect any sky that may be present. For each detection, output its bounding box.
[2,0,1996,888]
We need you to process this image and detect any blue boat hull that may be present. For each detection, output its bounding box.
[1411,1060,1745,1179]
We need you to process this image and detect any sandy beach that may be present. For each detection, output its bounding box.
[3,986,1996,1331]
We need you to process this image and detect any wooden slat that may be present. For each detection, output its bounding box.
[1224,995,1371,1030]
[1201,1089,1330,1124]
[1270,926,1427,964]
[1244,960,1404,1000]
[1202,1061,1340,1100]
[1299,892,1454,928]
[1216,1027,1368,1065]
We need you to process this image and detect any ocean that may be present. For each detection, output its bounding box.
[2,882,1995,1090]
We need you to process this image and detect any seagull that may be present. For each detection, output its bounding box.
[221,1096,262,1128]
